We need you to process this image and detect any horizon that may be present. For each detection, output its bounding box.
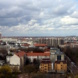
[1,35,78,37]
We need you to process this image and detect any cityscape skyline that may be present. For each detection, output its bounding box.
[0,0,78,36]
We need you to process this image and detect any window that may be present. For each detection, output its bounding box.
[57,55,61,61]
[61,67,62,69]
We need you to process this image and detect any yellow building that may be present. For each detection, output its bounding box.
[55,61,67,73]
[39,59,52,72]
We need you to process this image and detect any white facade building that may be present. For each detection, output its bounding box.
[6,54,20,66]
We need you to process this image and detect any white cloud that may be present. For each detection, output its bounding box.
[61,16,78,25]
[0,0,78,36]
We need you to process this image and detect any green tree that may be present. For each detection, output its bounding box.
[23,65,37,78]
[0,65,11,74]
[23,65,36,73]
[0,65,18,78]
[12,66,19,74]
[0,65,12,78]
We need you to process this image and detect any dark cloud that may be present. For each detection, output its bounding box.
[0,0,76,26]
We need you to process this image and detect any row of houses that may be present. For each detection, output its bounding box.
[4,48,67,73]
[40,59,67,73]
[0,40,48,50]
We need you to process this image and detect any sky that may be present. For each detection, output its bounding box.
[0,0,78,36]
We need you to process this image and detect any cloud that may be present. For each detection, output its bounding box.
[60,16,78,25]
[0,0,78,36]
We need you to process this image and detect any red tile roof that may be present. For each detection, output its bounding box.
[26,52,50,56]
[22,43,30,46]
[34,44,47,47]
[15,51,26,57]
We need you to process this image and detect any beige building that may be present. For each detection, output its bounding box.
[55,61,67,73]
[6,51,26,70]
[39,59,52,72]
[15,51,26,69]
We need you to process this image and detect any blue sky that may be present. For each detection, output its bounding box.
[0,0,78,36]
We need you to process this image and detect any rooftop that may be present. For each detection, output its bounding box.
[55,61,67,64]
[34,44,47,47]
[15,51,26,57]
[41,58,51,63]
[26,52,50,56]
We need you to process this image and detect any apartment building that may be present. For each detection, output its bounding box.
[39,58,52,72]
[15,51,26,69]
[50,48,65,62]
[39,47,67,73]
[6,54,20,70]
[50,48,66,73]
[55,61,67,73]
[6,51,26,70]
[34,37,64,47]
[26,52,50,62]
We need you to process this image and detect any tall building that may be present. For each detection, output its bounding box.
[35,37,64,47]
[57,38,64,45]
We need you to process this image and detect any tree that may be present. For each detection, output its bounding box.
[0,65,18,78]
[23,65,37,78]
[23,65,36,73]
[12,66,19,74]
[0,65,11,74]
[0,65,12,78]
